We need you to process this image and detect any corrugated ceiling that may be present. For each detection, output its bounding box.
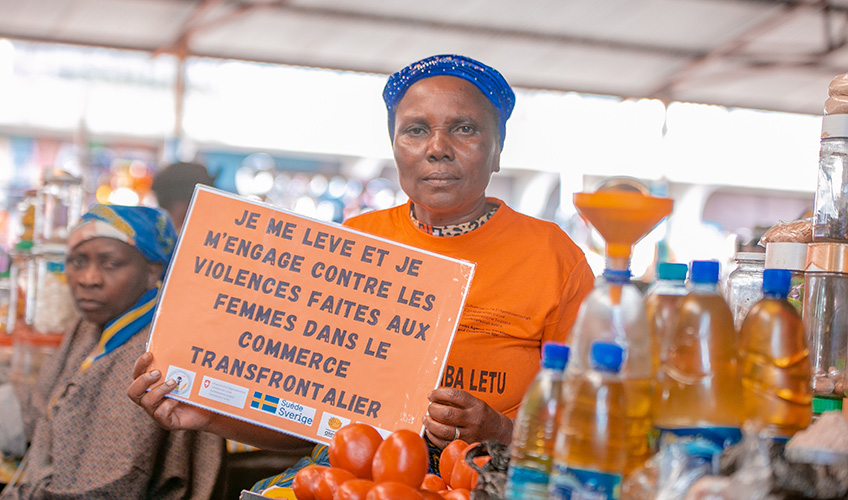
[1,0,848,115]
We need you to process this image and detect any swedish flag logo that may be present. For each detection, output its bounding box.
[250,391,279,414]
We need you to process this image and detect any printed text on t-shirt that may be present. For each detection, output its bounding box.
[441,365,507,394]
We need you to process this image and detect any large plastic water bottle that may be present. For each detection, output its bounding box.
[644,261,688,373]
[566,270,654,438]
[566,269,652,380]
[654,260,743,489]
[549,342,632,500]
[505,342,570,500]
[739,268,812,439]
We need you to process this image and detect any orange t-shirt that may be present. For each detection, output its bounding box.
[344,199,594,417]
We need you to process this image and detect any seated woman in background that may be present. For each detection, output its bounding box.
[0,205,224,500]
[128,54,594,489]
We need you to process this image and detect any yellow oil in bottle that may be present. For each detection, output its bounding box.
[644,263,688,375]
[739,269,811,438]
[654,261,743,441]
[556,378,652,473]
[646,293,687,375]
[549,344,651,500]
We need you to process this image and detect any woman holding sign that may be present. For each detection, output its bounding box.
[346,54,594,450]
[128,54,593,481]
[0,205,224,499]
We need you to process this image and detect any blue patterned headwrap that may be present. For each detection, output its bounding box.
[383,54,516,150]
[68,204,176,273]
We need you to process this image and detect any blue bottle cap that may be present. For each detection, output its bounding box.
[590,342,624,373]
[657,262,688,281]
[762,268,791,297]
[690,260,720,284]
[542,342,570,370]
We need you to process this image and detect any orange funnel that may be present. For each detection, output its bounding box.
[574,190,673,271]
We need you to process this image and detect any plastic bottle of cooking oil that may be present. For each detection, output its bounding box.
[549,342,648,500]
[739,268,812,440]
[644,262,688,374]
[561,268,654,490]
[505,342,570,500]
[654,260,743,478]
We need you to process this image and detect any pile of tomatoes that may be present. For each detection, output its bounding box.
[291,423,485,500]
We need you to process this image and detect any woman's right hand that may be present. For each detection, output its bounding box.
[128,351,310,450]
[127,351,214,432]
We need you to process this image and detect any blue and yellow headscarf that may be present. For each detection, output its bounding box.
[382,54,516,150]
[68,204,176,370]
[68,204,176,274]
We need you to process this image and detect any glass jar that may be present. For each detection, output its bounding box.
[764,242,808,315]
[8,244,76,388]
[6,241,34,336]
[9,328,62,388]
[813,114,848,242]
[35,171,83,245]
[0,272,12,384]
[725,252,765,332]
[804,243,848,414]
[29,245,78,336]
[17,190,38,244]
[0,268,10,335]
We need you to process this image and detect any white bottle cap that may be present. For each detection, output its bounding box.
[765,242,808,271]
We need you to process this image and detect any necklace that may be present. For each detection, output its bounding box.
[409,204,498,237]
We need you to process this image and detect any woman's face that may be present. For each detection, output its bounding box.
[392,75,501,226]
[65,237,161,328]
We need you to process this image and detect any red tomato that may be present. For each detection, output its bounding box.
[438,439,468,486]
[334,478,375,500]
[292,465,329,500]
[420,473,447,492]
[371,430,429,488]
[449,443,479,491]
[418,489,445,500]
[443,488,471,500]
[313,467,357,500]
[365,482,424,500]
[329,423,384,479]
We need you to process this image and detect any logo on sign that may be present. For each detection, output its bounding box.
[318,412,350,438]
[165,366,195,398]
[276,399,317,427]
[250,391,280,414]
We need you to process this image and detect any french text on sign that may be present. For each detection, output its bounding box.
[203,231,305,273]
[147,186,474,445]
[301,228,355,257]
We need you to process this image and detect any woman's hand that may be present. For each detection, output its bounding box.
[422,387,513,449]
[127,351,214,432]
[128,351,313,451]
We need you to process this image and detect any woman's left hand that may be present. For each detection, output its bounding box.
[422,387,513,449]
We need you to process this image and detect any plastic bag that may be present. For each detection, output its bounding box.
[684,423,772,500]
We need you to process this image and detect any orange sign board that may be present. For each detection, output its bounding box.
[147,187,475,444]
